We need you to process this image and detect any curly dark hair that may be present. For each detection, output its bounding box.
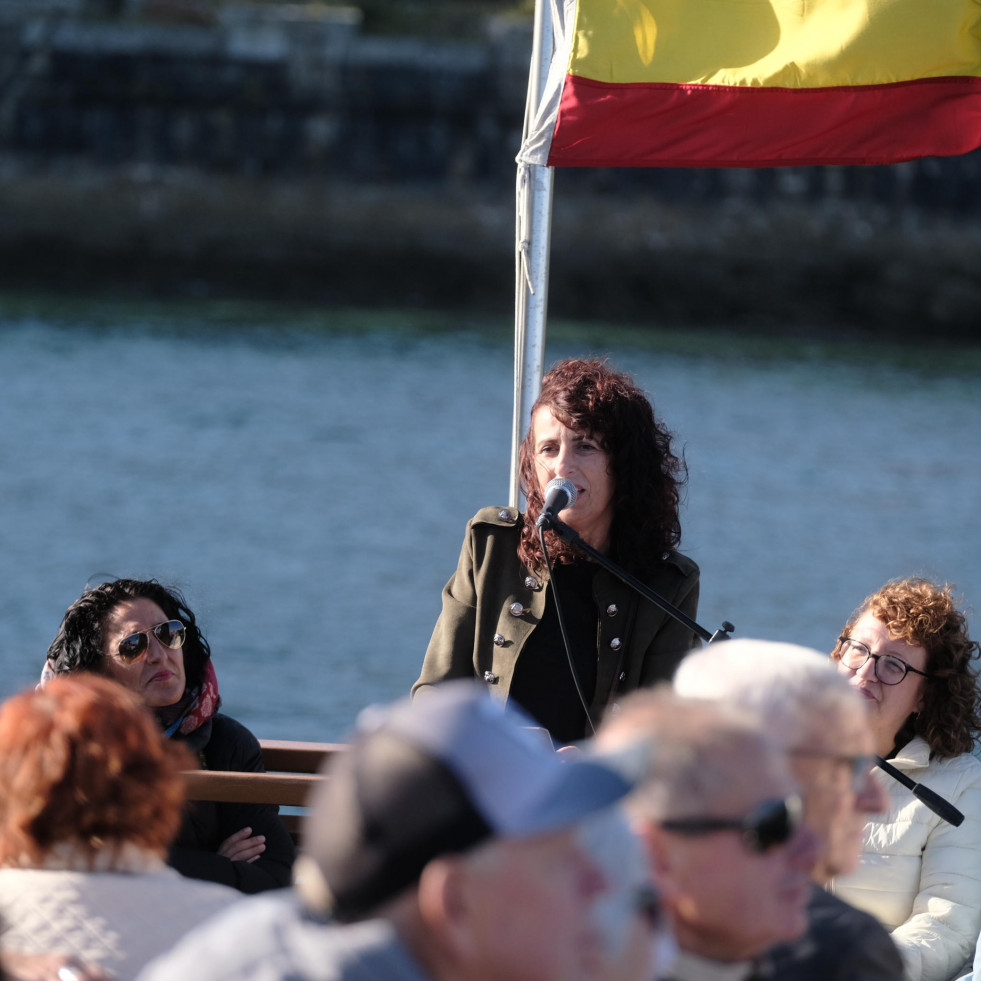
[831,577,981,759]
[517,358,687,577]
[46,578,211,692]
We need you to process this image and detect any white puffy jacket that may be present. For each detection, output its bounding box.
[832,737,981,981]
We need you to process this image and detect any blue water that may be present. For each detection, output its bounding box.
[1,315,978,742]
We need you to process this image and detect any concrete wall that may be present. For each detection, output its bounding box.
[0,4,525,184]
[2,4,980,212]
[1,4,979,334]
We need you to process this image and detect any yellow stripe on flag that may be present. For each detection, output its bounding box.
[569,0,981,87]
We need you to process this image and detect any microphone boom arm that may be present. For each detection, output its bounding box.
[546,521,964,825]
[874,755,964,826]
[546,517,733,645]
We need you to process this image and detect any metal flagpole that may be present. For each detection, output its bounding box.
[509,0,555,507]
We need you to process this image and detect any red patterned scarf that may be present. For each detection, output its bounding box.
[158,659,221,737]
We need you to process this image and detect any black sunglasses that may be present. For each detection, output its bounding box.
[117,619,186,661]
[660,794,802,854]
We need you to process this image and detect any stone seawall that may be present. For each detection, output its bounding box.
[0,3,527,183]
[1,3,979,337]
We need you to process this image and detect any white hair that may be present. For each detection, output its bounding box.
[672,639,860,749]
[599,689,779,821]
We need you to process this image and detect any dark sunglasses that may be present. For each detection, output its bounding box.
[660,794,802,854]
[117,619,186,661]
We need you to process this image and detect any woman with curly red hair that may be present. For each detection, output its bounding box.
[413,358,699,743]
[0,675,239,980]
[830,577,981,981]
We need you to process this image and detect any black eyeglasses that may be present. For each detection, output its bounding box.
[117,620,186,661]
[838,637,931,686]
[790,748,876,793]
[660,794,802,854]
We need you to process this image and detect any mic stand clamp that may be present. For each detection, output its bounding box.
[545,517,733,645]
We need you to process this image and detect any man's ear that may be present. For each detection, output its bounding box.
[416,856,475,964]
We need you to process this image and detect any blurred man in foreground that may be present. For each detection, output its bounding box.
[138,680,659,981]
[673,639,902,980]
[598,689,819,981]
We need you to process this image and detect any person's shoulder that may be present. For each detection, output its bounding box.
[806,890,904,977]
[469,505,523,530]
[139,899,426,981]
[759,886,903,980]
[661,549,699,576]
[902,741,981,815]
[647,548,699,582]
[932,747,981,791]
[136,892,305,981]
[150,863,242,903]
[203,713,263,766]
[808,887,892,939]
[209,713,259,742]
[911,738,981,778]
[942,749,981,774]
[460,507,525,553]
[311,918,425,978]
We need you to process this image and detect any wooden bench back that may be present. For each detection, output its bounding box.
[182,739,344,843]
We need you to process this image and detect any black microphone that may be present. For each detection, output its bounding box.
[536,477,578,530]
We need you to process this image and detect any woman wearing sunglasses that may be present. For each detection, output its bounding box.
[42,578,295,895]
[831,577,981,981]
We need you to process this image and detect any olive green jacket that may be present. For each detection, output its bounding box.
[412,507,701,725]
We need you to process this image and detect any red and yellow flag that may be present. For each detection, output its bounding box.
[518,0,981,167]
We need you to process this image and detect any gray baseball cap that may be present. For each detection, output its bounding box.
[301,681,640,922]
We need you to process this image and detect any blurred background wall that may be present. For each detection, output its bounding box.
[2,0,979,334]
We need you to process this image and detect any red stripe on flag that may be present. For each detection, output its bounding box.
[547,75,981,167]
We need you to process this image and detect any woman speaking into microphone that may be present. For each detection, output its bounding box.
[412,358,700,743]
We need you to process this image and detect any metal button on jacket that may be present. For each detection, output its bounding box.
[524,576,541,590]
[509,602,525,617]
[499,509,515,522]
[606,603,619,617]
[483,671,499,684]
[493,633,506,647]
[609,637,622,651]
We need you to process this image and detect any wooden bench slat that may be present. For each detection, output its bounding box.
[258,739,344,773]
[183,769,324,807]
[181,739,342,845]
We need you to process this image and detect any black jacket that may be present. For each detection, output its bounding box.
[752,885,904,981]
[169,713,295,894]
[414,507,701,724]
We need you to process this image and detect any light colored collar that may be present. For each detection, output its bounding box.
[664,949,754,981]
[889,736,931,769]
[33,841,166,873]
